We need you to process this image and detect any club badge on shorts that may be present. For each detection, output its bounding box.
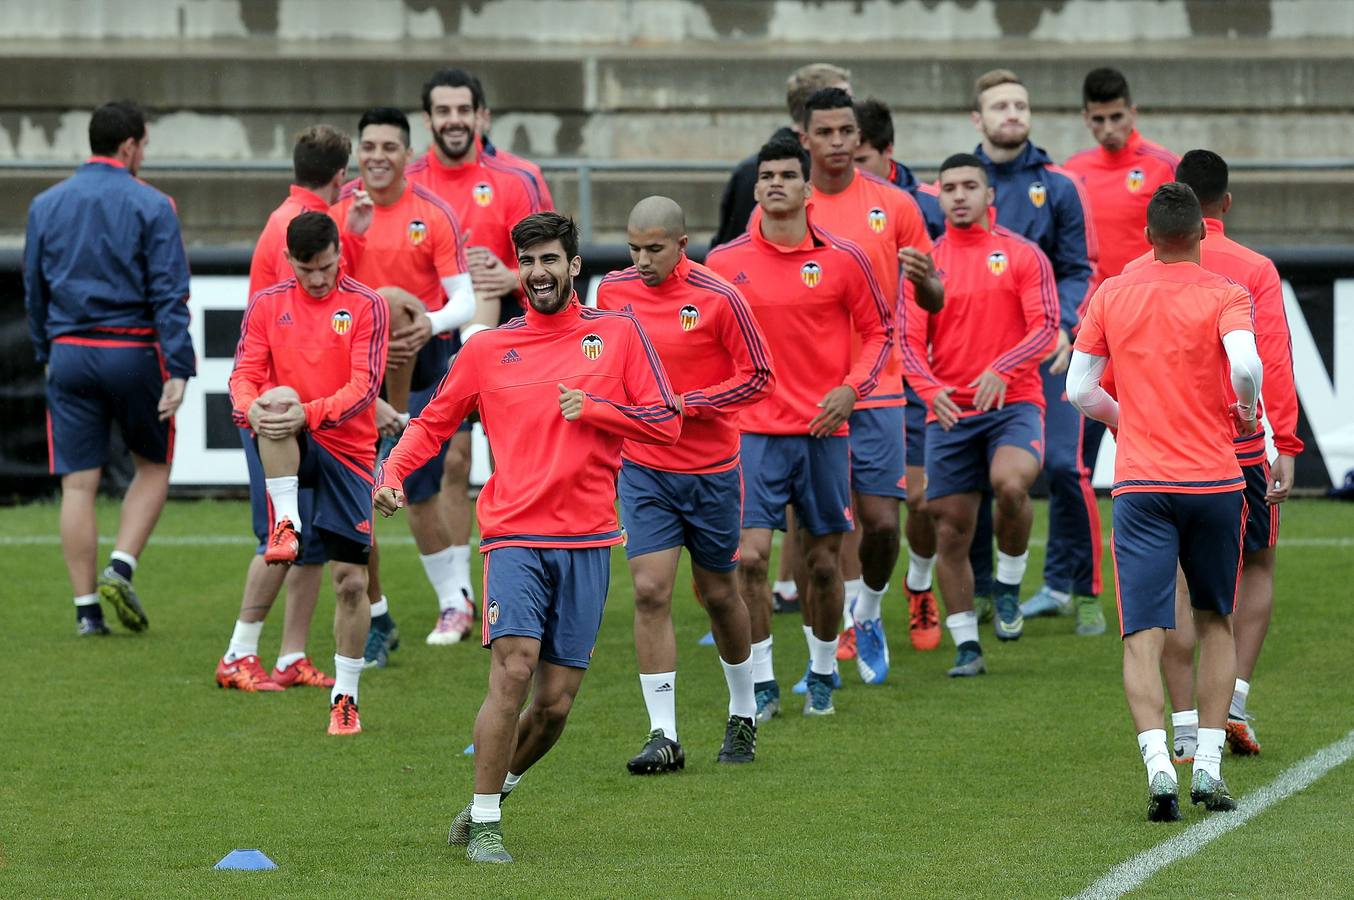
[867,206,887,234]
[800,261,822,288]
[331,309,353,334]
[473,182,494,207]
[679,304,700,331]
[407,219,428,245]
[986,251,1008,276]
[581,333,604,360]
[1126,168,1146,192]
[487,600,499,625]
[1027,182,1047,208]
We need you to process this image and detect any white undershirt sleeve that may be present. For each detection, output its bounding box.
[1222,329,1262,414]
[1066,350,1119,429]
[426,273,475,335]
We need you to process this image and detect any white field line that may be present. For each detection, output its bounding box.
[0,535,1350,547]
[1071,728,1354,900]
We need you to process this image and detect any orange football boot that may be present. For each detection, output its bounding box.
[216,654,285,692]
[836,626,857,660]
[328,694,362,735]
[908,589,942,651]
[264,518,299,565]
[272,656,335,688]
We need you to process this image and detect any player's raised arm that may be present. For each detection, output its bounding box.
[577,317,681,445]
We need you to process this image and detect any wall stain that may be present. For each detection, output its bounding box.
[239,0,280,35]
[1185,0,1272,36]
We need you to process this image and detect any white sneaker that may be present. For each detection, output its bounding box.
[426,605,473,645]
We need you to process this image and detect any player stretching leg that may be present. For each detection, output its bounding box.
[900,155,1058,677]
[598,196,775,771]
[1069,182,1259,820]
[377,213,680,863]
[707,136,892,719]
[1137,151,1301,761]
[24,101,195,636]
[229,213,388,734]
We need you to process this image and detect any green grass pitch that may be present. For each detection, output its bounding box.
[3,497,1351,897]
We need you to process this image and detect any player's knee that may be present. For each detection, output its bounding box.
[932,515,970,551]
[904,492,928,516]
[493,650,536,690]
[804,546,839,588]
[530,692,575,730]
[332,565,368,605]
[737,543,769,580]
[261,385,301,406]
[990,476,1029,511]
[443,442,471,481]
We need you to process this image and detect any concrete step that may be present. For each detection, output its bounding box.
[5,166,1351,249]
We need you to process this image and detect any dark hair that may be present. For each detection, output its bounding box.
[421,68,486,113]
[357,107,411,147]
[1174,149,1229,208]
[292,125,351,189]
[756,134,810,179]
[512,211,580,261]
[1083,67,1131,106]
[286,211,340,261]
[88,101,146,156]
[939,152,988,181]
[854,98,894,153]
[801,86,856,129]
[1146,182,1203,242]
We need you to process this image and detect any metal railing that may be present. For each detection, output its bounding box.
[6,156,1354,243]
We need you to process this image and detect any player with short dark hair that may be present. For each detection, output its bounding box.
[229,211,390,734]
[706,135,893,719]
[1069,181,1260,820]
[968,68,1102,640]
[331,107,482,650]
[1127,150,1302,762]
[25,99,194,636]
[900,154,1059,678]
[376,211,680,863]
[852,97,944,239]
[598,196,775,772]
[796,86,942,687]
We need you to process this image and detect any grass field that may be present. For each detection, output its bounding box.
[3,497,1351,898]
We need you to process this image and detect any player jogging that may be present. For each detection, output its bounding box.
[375,212,680,864]
[796,87,943,686]
[1068,182,1260,821]
[229,211,389,735]
[24,100,194,637]
[597,196,775,772]
[900,154,1058,677]
[706,135,892,719]
[1129,151,1302,762]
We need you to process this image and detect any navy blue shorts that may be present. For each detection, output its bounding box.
[1235,432,1280,553]
[849,406,907,499]
[403,343,472,505]
[618,461,742,572]
[258,432,375,565]
[46,338,172,475]
[740,433,852,536]
[240,427,327,565]
[1111,490,1245,636]
[904,384,927,470]
[924,402,1044,501]
[481,546,611,668]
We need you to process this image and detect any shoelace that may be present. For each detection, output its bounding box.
[240,658,272,686]
[269,523,295,549]
[334,698,357,727]
[910,595,938,630]
[730,720,756,752]
[473,827,507,854]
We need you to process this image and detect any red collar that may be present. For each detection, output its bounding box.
[86,156,126,169]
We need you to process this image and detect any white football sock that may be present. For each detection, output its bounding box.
[996,550,1028,587]
[801,623,814,651]
[420,546,472,613]
[264,476,300,532]
[1171,708,1199,742]
[1231,678,1250,718]
[448,544,474,602]
[1195,727,1226,779]
[906,550,935,592]
[772,579,798,599]
[720,654,756,719]
[471,792,501,824]
[226,619,263,662]
[946,610,979,647]
[74,593,99,609]
[1137,728,1176,786]
[501,771,522,795]
[109,549,138,573]
[370,595,389,617]
[854,582,887,622]
[275,651,305,671]
[842,578,864,627]
[751,637,774,683]
[808,632,837,676]
[1049,587,1071,604]
[331,654,363,703]
[639,671,678,740]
